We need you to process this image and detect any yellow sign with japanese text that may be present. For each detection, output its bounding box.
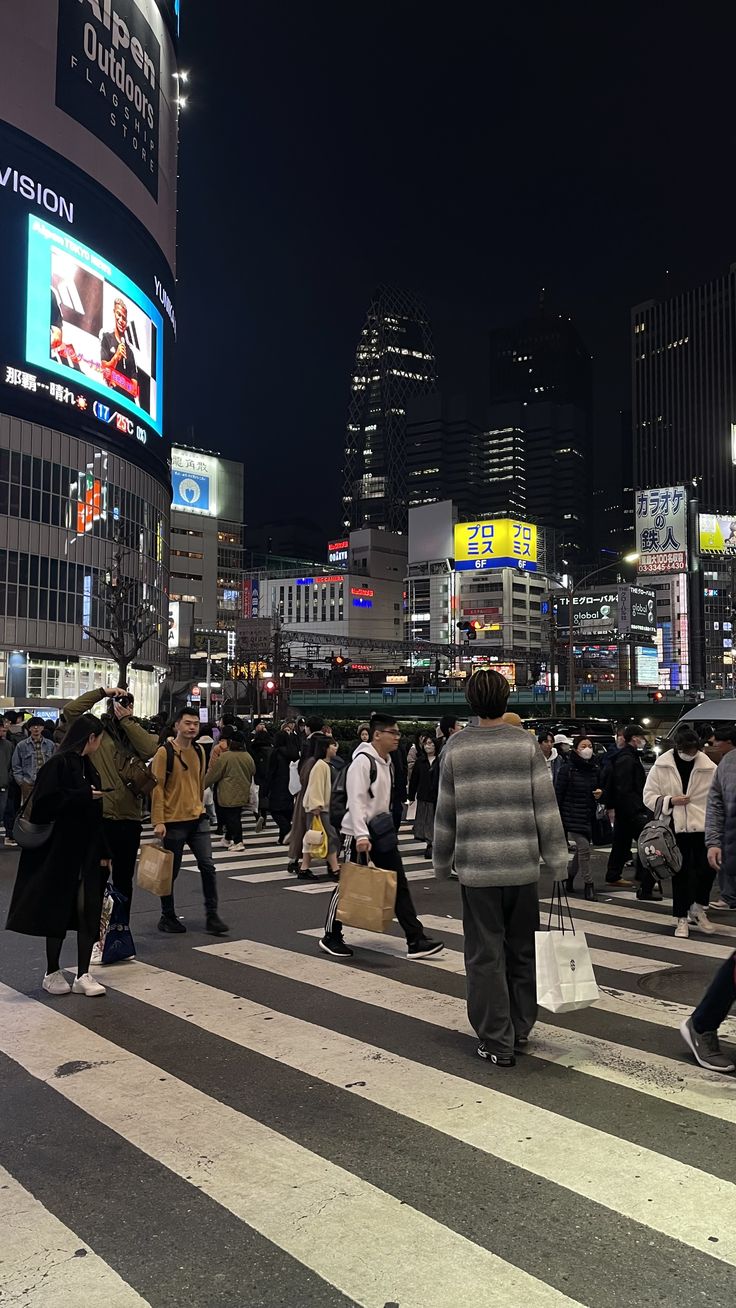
[454,519,538,572]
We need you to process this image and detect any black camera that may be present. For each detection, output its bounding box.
[118,694,135,709]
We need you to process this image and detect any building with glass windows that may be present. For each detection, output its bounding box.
[0,414,169,717]
[342,286,437,534]
[0,0,180,716]
[168,445,245,636]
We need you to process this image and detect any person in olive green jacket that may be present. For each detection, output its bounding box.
[204,733,255,850]
[63,686,158,926]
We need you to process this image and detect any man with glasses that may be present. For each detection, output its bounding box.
[320,712,444,959]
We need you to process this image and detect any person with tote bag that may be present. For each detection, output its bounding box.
[433,669,571,1066]
[300,736,342,880]
[6,713,111,997]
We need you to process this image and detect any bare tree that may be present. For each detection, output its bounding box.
[84,535,158,688]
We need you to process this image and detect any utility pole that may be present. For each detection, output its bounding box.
[549,608,557,716]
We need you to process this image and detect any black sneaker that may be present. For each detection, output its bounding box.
[158,914,186,934]
[680,1018,735,1072]
[408,937,444,958]
[318,936,354,959]
[297,869,319,880]
[205,913,229,936]
[477,1043,516,1067]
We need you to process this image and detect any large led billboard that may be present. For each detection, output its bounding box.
[171,448,218,515]
[454,518,538,572]
[0,0,178,272]
[0,119,174,469]
[698,514,736,556]
[27,215,164,434]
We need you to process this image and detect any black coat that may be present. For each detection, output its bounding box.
[266,736,299,812]
[408,752,440,805]
[249,733,273,786]
[6,750,109,939]
[604,744,647,823]
[555,752,602,838]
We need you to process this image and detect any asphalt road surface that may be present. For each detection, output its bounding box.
[2,821,736,1308]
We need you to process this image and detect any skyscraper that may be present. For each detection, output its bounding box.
[488,305,593,560]
[342,286,437,533]
[405,393,526,520]
[633,266,736,508]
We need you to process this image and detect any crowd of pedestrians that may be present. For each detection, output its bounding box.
[4,680,736,1079]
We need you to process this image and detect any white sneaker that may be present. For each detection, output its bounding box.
[72,973,106,997]
[4,836,18,847]
[674,918,689,938]
[42,970,71,995]
[688,903,716,934]
[90,942,104,966]
[217,837,231,848]
[230,841,245,851]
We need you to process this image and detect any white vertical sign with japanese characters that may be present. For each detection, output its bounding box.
[635,486,687,574]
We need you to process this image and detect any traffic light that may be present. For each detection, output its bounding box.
[648,689,664,702]
[265,679,276,694]
[331,653,350,669]
[457,620,476,642]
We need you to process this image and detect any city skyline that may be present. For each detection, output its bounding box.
[173,5,736,532]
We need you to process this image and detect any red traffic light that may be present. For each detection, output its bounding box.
[648,689,664,702]
[265,679,275,692]
[334,655,345,666]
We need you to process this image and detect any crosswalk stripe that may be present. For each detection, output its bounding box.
[284,868,435,894]
[299,926,465,971]
[198,939,736,1121]
[548,914,736,961]
[93,962,736,1266]
[411,917,680,977]
[0,985,584,1308]
[596,985,736,1039]
[0,1161,152,1306]
[540,896,736,938]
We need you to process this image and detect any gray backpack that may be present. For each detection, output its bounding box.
[637,797,682,879]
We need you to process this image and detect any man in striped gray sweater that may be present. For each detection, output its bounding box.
[434,668,568,1066]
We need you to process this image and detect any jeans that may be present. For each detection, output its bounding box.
[161,815,218,917]
[671,833,714,918]
[718,861,736,908]
[102,818,142,920]
[567,832,593,885]
[0,788,7,835]
[221,806,243,845]
[324,836,424,945]
[692,951,736,1033]
[462,882,540,1056]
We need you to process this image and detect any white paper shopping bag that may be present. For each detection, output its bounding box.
[535,928,599,1014]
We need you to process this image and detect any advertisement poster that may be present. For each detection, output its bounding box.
[635,486,687,574]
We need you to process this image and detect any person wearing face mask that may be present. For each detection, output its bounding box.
[603,723,657,894]
[644,726,717,936]
[555,737,603,900]
[409,732,442,858]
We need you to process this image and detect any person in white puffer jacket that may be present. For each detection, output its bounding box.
[643,727,716,938]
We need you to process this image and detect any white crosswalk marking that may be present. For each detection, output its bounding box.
[0,1162,152,1306]
[199,939,736,1120]
[0,986,584,1308]
[304,920,679,977]
[540,896,736,938]
[90,962,736,1266]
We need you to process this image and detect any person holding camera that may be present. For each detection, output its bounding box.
[63,686,158,940]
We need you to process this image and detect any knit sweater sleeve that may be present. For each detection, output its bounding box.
[433,750,456,881]
[705,764,725,850]
[531,745,569,881]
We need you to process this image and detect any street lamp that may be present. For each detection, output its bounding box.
[565,552,639,717]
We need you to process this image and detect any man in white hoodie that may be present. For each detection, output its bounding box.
[320,712,444,960]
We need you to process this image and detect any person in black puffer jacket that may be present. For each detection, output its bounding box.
[555,736,603,900]
[249,722,273,832]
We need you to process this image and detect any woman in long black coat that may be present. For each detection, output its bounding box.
[555,735,603,901]
[6,713,111,996]
[267,729,300,844]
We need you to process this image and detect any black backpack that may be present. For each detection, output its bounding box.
[330,754,379,831]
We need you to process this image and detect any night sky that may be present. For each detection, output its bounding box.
[174,4,736,531]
